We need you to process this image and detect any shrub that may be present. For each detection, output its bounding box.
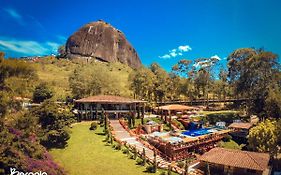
[128,153,134,159]
[177,161,184,168]
[206,112,239,125]
[32,83,53,103]
[136,157,143,165]
[122,148,129,154]
[113,143,121,150]
[89,122,98,130]
[222,134,232,142]
[146,164,156,173]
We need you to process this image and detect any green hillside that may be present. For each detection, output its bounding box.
[6,56,134,100]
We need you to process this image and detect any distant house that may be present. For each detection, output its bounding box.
[74,95,146,120]
[228,122,253,139]
[13,96,31,109]
[198,147,271,175]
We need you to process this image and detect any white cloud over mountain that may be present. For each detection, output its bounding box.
[0,37,60,56]
[159,44,192,59]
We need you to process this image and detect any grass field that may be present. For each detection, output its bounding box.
[198,110,240,115]
[50,122,174,175]
[218,140,242,150]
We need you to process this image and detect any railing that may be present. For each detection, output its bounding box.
[78,109,131,113]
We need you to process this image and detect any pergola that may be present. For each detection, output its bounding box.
[157,104,198,122]
[158,104,197,111]
[74,95,146,120]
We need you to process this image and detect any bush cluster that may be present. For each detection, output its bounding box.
[146,164,156,173]
[89,122,98,130]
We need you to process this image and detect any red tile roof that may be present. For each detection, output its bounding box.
[199,148,270,171]
[158,104,198,111]
[75,95,145,104]
[228,122,253,129]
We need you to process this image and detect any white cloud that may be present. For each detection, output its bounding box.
[193,60,210,68]
[159,44,192,59]
[211,54,221,60]
[178,45,192,52]
[46,42,60,53]
[159,54,171,59]
[171,49,177,52]
[169,49,177,57]
[4,8,24,25]
[170,52,177,57]
[0,37,61,56]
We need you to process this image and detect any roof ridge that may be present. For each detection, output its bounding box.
[245,152,264,170]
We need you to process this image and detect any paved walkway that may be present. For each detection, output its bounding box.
[110,120,173,170]
[108,120,202,175]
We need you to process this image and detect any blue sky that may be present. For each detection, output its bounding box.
[0,0,280,71]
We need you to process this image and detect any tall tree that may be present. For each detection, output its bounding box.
[193,57,219,106]
[172,59,192,77]
[129,67,155,101]
[172,59,196,101]
[227,48,280,116]
[150,63,170,102]
[69,63,123,98]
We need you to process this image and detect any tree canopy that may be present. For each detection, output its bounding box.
[227,48,280,117]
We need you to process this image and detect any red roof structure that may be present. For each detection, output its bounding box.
[199,147,270,171]
[228,122,253,130]
[158,104,197,111]
[75,95,145,104]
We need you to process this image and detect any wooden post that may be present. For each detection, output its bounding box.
[110,133,113,145]
[184,159,189,175]
[102,108,107,130]
[164,111,167,123]
[206,162,211,175]
[78,103,82,121]
[142,148,146,166]
[85,103,88,120]
[169,110,172,130]
[142,104,145,117]
[168,164,171,175]
[95,104,98,120]
[137,104,140,119]
[133,146,137,160]
[153,149,157,172]
[90,104,93,120]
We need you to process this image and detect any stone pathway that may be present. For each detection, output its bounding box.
[109,120,195,174]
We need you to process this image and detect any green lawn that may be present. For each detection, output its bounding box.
[50,122,174,175]
[198,110,240,115]
[218,140,243,150]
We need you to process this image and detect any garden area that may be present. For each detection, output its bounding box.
[50,122,178,175]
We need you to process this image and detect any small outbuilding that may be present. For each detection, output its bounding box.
[228,122,253,139]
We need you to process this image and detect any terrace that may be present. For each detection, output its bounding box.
[146,127,230,161]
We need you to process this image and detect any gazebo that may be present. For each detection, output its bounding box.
[74,95,146,120]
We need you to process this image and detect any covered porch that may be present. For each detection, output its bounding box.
[74,95,146,120]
